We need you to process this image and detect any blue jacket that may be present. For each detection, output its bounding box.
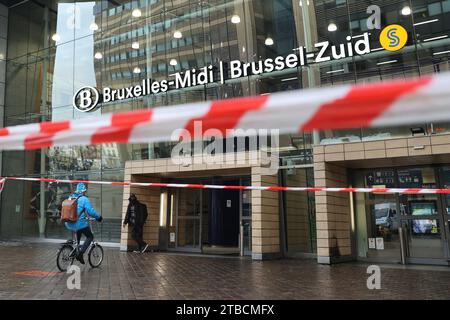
[64,193,101,231]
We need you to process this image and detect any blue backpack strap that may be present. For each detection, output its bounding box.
[76,195,87,218]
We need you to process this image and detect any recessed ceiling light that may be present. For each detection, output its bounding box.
[328,23,337,32]
[265,37,274,46]
[169,59,178,66]
[231,14,241,24]
[89,22,99,31]
[401,6,411,16]
[132,9,142,17]
[51,33,60,42]
[173,30,183,39]
[132,42,140,49]
[133,67,141,74]
[94,52,103,59]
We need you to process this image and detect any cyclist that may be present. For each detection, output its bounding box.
[64,183,102,264]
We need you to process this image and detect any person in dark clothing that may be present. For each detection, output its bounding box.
[123,194,149,253]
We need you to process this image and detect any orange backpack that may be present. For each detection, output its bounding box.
[60,196,81,223]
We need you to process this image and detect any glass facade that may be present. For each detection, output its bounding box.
[353,166,450,263]
[0,0,449,249]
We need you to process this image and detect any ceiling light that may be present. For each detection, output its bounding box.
[326,69,345,74]
[414,19,438,26]
[89,22,99,31]
[132,42,140,49]
[352,33,371,39]
[169,58,178,66]
[132,8,142,17]
[328,23,337,32]
[265,37,274,46]
[377,59,398,66]
[423,35,448,42]
[51,33,60,42]
[281,77,298,82]
[94,52,103,59]
[401,6,411,16]
[433,50,450,56]
[133,67,141,74]
[231,14,241,24]
[173,30,183,39]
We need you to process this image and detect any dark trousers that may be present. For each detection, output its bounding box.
[131,225,146,250]
[76,227,94,255]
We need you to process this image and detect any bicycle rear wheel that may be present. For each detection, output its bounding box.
[57,245,75,272]
[88,244,103,268]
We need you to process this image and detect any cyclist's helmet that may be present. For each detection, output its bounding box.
[75,183,87,194]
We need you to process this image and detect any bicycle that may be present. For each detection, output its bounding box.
[56,217,104,272]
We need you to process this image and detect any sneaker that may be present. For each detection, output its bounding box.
[141,243,149,253]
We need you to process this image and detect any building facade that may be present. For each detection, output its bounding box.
[0,0,449,265]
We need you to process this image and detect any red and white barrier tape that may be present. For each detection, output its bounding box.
[0,178,5,194]
[0,73,449,151]
[3,177,450,194]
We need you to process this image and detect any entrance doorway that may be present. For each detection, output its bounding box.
[162,177,252,256]
[209,184,240,247]
[354,166,450,265]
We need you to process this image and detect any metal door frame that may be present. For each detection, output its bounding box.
[172,188,202,253]
[399,167,448,264]
[363,192,403,264]
[239,179,252,256]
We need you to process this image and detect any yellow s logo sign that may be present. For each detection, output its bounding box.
[379,24,408,51]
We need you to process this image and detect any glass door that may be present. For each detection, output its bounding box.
[175,188,202,252]
[400,198,445,261]
[398,167,447,264]
[364,193,402,262]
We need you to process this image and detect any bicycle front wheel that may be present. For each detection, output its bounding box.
[88,244,104,268]
[57,245,74,272]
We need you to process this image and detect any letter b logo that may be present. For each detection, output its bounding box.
[73,86,100,112]
[79,90,92,109]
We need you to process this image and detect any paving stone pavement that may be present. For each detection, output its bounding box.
[0,242,449,300]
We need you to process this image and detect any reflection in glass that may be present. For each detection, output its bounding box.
[283,167,316,254]
[405,219,443,259]
[3,0,450,243]
[177,218,200,248]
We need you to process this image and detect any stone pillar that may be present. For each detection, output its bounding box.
[314,147,352,264]
[251,166,281,260]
